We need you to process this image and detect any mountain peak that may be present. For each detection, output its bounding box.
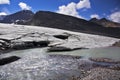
[100,18,109,22]
[0,10,34,24]
[90,18,99,22]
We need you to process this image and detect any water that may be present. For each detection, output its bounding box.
[49,47,120,60]
[0,48,84,80]
[0,47,120,80]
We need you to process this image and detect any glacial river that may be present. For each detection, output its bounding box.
[0,47,120,80]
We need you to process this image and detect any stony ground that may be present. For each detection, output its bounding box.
[82,68,120,80]
[0,53,120,80]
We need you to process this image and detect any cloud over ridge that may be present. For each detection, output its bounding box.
[19,2,31,10]
[57,0,91,18]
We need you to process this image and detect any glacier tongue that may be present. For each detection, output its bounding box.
[0,23,119,50]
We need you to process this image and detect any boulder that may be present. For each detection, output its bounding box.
[49,54,81,59]
[48,46,72,52]
[0,56,20,66]
[112,41,120,47]
[11,41,50,50]
[53,34,69,40]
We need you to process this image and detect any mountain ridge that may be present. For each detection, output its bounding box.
[0,10,34,24]
[90,18,120,27]
[26,11,120,38]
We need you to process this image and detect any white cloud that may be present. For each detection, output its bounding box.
[77,0,91,9]
[0,0,10,4]
[57,0,91,19]
[57,2,82,18]
[18,2,31,10]
[109,11,120,23]
[0,12,7,16]
[90,14,100,19]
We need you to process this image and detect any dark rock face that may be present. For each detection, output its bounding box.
[48,46,86,52]
[53,34,69,40]
[112,41,120,47]
[11,41,50,50]
[48,46,72,52]
[0,39,11,51]
[0,15,6,20]
[27,11,120,38]
[0,10,34,24]
[0,32,51,51]
[0,56,20,66]
[90,18,120,28]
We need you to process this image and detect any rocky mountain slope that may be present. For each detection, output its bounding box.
[27,11,120,38]
[0,15,6,20]
[90,18,120,27]
[0,10,34,24]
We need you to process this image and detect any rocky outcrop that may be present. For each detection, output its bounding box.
[48,46,87,52]
[11,41,50,50]
[0,33,50,50]
[0,56,20,66]
[112,41,120,47]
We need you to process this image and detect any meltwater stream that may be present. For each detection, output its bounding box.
[0,48,84,80]
[0,47,120,80]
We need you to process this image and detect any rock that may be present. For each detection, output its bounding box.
[0,56,20,66]
[48,46,72,52]
[11,41,50,50]
[49,54,81,59]
[112,41,120,47]
[48,45,87,52]
[53,34,69,40]
[0,39,11,50]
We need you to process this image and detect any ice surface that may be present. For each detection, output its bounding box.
[0,23,119,49]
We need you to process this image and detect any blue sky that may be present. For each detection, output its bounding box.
[0,0,120,23]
